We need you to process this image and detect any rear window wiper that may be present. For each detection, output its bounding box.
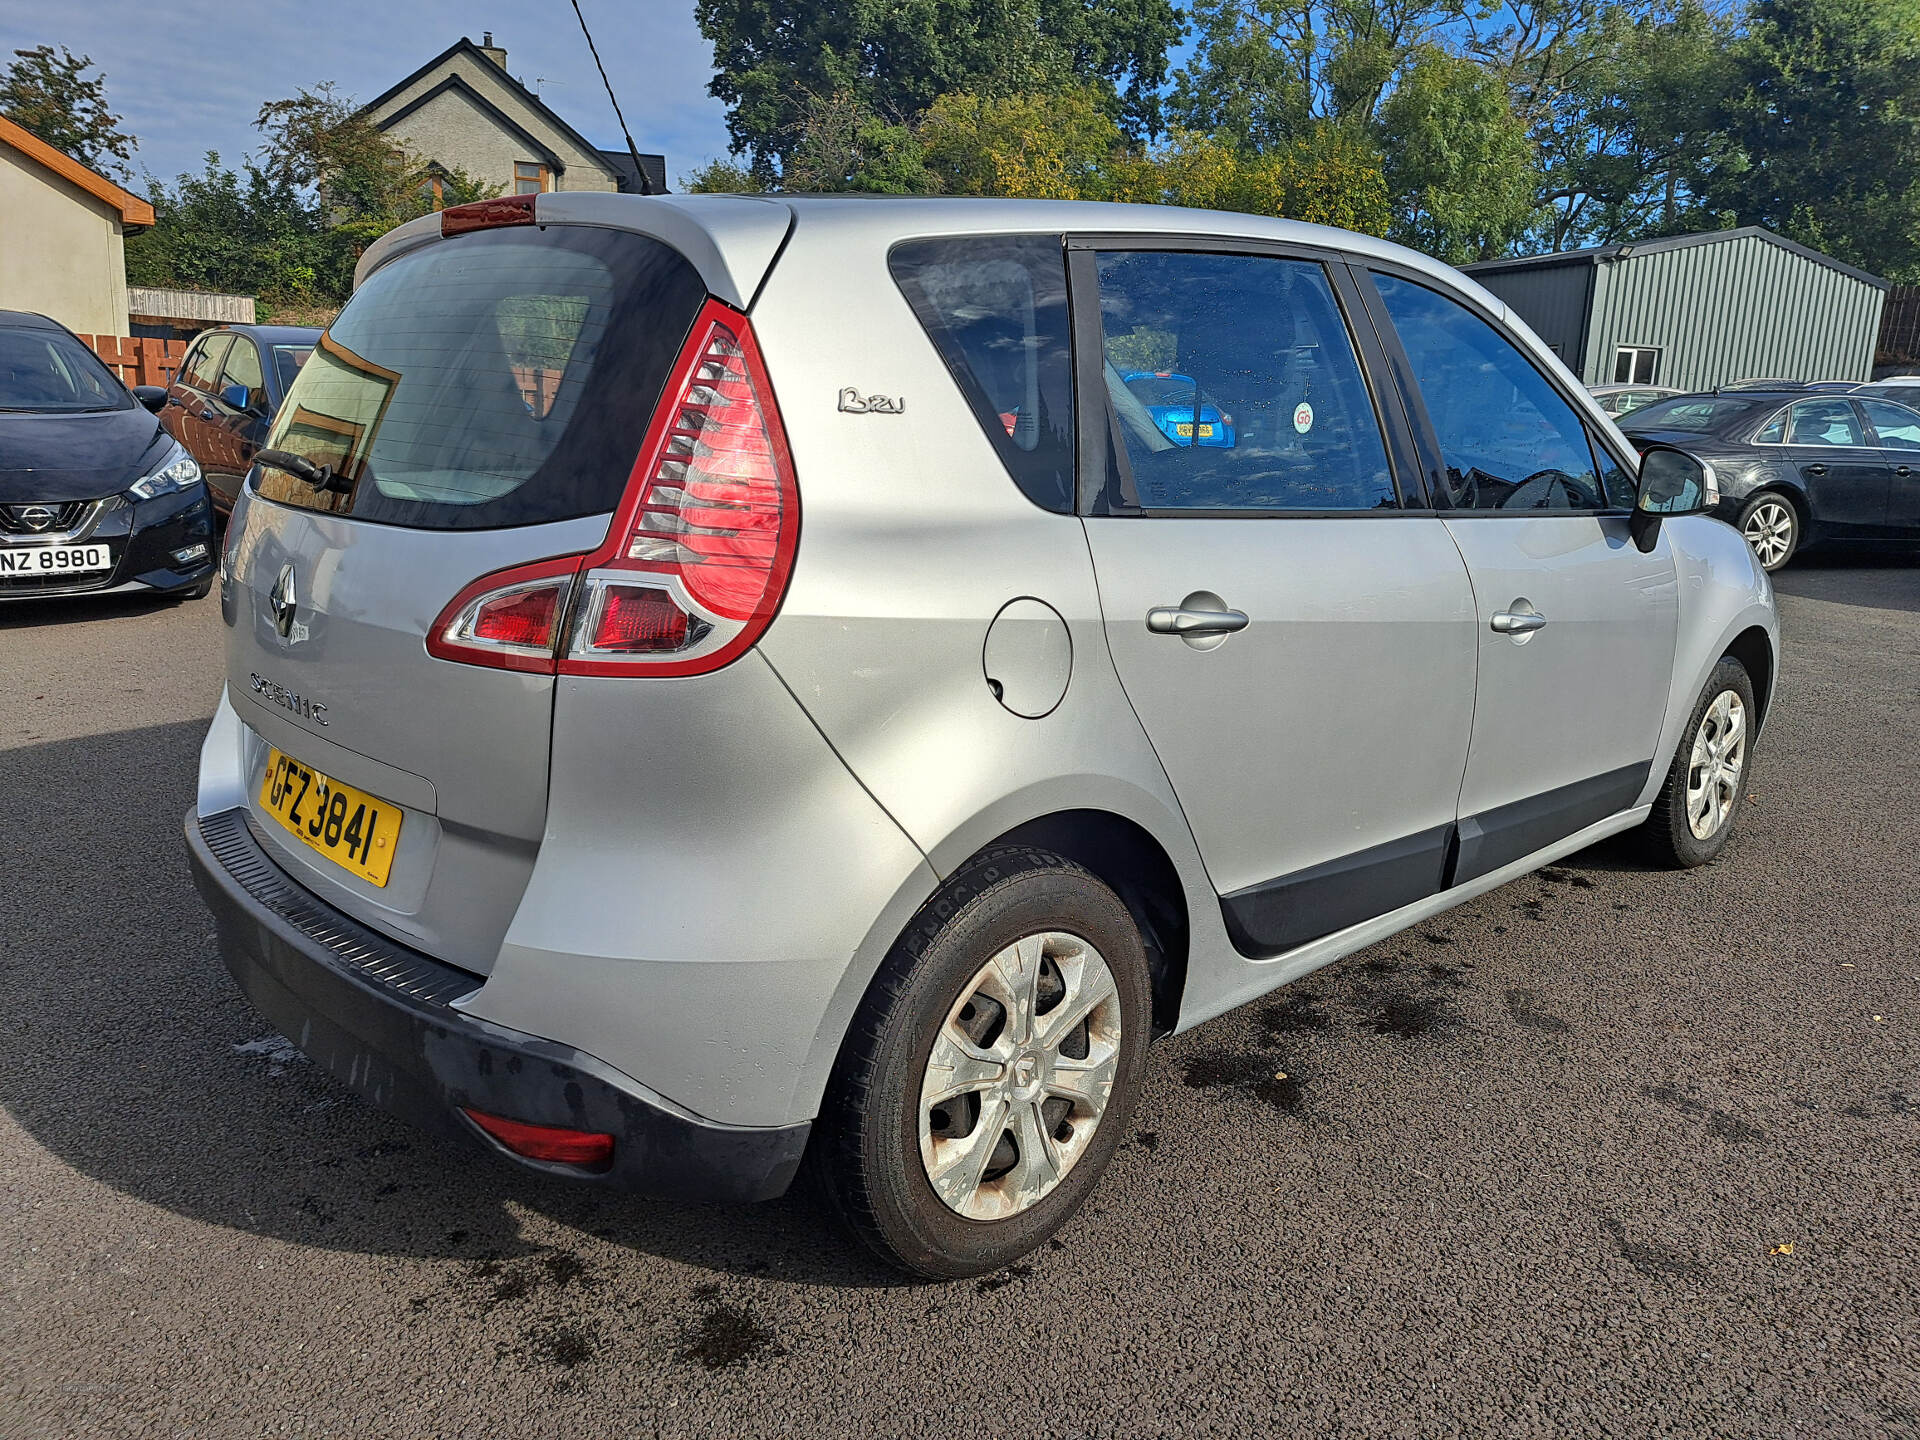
[256,448,351,493]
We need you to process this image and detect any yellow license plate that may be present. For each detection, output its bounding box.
[1174,423,1215,438]
[259,747,401,887]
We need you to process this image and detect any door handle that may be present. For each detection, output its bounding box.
[1805,463,1828,476]
[1898,465,1913,476]
[1146,605,1249,637]
[1491,610,1548,635]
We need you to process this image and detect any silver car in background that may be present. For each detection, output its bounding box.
[187,194,1778,1278]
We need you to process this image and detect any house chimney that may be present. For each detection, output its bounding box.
[478,32,507,69]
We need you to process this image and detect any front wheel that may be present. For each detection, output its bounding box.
[1739,492,1800,572]
[1641,656,1756,867]
[812,847,1151,1278]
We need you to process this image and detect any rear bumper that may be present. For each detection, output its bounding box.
[185,806,810,1203]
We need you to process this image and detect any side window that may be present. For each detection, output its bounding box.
[181,334,230,391]
[1861,398,1920,451]
[1754,409,1787,443]
[1787,399,1864,447]
[220,338,264,411]
[1373,272,1604,512]
[1092,250,1395,512]
[889,235,1075,513]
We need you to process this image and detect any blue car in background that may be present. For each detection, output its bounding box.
[1120,370,1236,447]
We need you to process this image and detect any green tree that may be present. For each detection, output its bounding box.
[694,0,1183,178]
[1170,0,1538,257]
[1706,0,1920,281]
[779,91,938,192]
[919,87,1122,197]
[0,44,136,178]
[1379,46,1539,261]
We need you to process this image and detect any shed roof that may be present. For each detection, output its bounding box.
[1464,226,1887,291]
[0,114,154,229]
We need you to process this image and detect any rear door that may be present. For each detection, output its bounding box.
[1859,397,1920,533]
[225,222,708,971]
[1072,241,1478,955]
[1783,397,1890,532]
[1361,268,1677,882]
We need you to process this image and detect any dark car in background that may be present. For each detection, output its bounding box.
[1588,383,1682,417]
[0,310,215,603]
[159,324,320,513]
[1622,389,1920,571]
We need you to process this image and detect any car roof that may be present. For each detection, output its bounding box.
[0,309,67,331]
[204,324,324,345]
[358,193,1514,319]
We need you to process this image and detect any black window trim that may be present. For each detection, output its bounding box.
[1065,232,1432,519]
[1357,259,1643,519]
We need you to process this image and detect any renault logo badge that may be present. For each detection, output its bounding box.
[270,563,298,639]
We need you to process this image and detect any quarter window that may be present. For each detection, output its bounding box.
[1786,399,1864,447]
[1860,398,1920,451]
[1372,273,1605,512]
[1092,250,1395,512]
[889,235,1076,513]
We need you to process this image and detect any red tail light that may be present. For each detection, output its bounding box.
[462,1108,614,1170]
[426,298,799,678]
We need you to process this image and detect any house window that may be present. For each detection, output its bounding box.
[420,175,445,209]
[514,162,550,195]
[1614,345,1660,384]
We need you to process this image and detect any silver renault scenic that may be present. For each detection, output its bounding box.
[188,193,1778,1277]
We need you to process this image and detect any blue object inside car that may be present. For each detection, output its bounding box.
[1119,370,1236,447]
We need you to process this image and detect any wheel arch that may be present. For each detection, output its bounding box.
[1723,624,1776,730]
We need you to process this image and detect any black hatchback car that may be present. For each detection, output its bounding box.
[158,324,320,513]
[0,310,216,602]
[1622,388,1920,571]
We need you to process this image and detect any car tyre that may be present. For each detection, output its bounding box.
[1738,492,1800,572]
[1641,656,1757,868]
[811,846,1152,1279]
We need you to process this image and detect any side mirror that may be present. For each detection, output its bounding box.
[221,382,254,412]
[1630,444,1719,553]
[132,384,167,413]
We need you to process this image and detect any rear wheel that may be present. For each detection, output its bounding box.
[812,847,1150,1278]
[1641,656,1756,867]
[1739,492,1800,571]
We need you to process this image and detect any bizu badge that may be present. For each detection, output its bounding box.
[839,387,905,414]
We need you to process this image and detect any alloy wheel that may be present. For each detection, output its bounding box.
[1742,500,1795,569]
[1686,689,1747,840]
[919,931,1122,1221]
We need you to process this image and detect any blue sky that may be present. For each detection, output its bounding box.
[0,0,738,190]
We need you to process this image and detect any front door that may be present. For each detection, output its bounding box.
[1075,245,1478,956]
[1364,269,1679,883]
[1859,397,1920,533]
[1784,397,1891,532]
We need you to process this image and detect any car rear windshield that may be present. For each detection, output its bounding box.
[889,235,1075,513]
[255,226,705,529]
[0,324,131,412]
[1626,396,1766,433]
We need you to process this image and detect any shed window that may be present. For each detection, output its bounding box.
[1614,346,1660,384]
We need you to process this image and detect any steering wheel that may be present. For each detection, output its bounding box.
[1499,468,1584,511]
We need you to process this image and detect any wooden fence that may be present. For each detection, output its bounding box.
[76,334,187,388]
[1878,287,1920,371]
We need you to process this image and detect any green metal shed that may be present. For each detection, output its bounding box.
[1463,227,1889,391]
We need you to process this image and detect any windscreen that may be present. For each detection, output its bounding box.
[256,226,705,528]
[0,325,131,412]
